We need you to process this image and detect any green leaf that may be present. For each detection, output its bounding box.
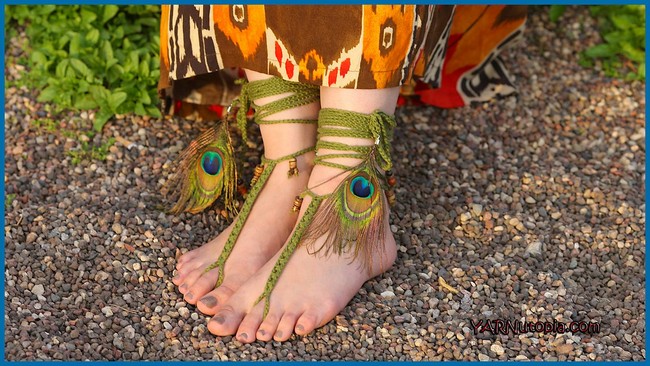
[55,59,70,78]
[638,63,645,78]
[80,8,97,24]
[70,58,92,78]
[139,59,150,77]
[101,40,114,61]
[134,102,147,116]
[549,5,567,23]
[146,105,162,118]
[30,50,48,67]
[94,108,113,132]
[584,44,616,59]
[74,94,98,110]
[610,14,635,30]
[108,91,128,111]
[620,42,645,62]
[140,89,151,105]
[102,5,120,24]
[37,86,58,102]
[86,28,100,44]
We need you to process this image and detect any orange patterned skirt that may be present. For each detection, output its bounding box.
[159,5,527,119]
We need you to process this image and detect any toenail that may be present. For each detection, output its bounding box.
[239,333,248,340]
[275,331,283,338]
[258,329,266,336]
[172,275,179,281]
[186,293,194,300]
[180,284,188,291]
[214,315,225,324]
[296,324,304,332]
[199,296,217,308]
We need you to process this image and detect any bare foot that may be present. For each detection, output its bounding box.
[172,154,313,314]
[205,164,397,342]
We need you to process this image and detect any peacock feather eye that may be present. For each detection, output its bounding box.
[350,176,374,198]
[201,151,222,176]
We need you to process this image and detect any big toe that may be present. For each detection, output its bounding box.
[197,283,236,315]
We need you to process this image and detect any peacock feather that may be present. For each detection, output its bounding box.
[163,122,237,215]
[300,162,388,274]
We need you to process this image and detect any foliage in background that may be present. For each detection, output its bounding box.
[550,5,645,81]
[5,5,161,132]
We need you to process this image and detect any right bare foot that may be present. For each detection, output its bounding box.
[172,153,314,315]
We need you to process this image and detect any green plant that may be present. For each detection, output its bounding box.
[550,5,645,81]
[31,117,60,132]
[5,193,16,209]
[5,5,162,132]
[67,137,116,165]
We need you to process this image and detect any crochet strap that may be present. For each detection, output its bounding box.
[234,77,320,143]
[255,193,324,318]
[204,146,315,286]
[314,108,396,172]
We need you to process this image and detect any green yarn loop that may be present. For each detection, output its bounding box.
[234,77,320,144]
[315,108,395,172]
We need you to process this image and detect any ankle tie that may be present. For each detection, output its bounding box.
[235,77,320,143]
[315,108,395,172]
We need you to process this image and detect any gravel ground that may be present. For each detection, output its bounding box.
[4,6,645,361]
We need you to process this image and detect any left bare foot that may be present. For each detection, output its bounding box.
[204,164,397,342]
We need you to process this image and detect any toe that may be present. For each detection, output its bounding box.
[184,267,220,305]
[236,302,265,343]
[176,264,212,294]
[197,284,236,315]
[256,310,281,342]
[274,312,301,342]
[207,304,245,336]
[295,311,320,336]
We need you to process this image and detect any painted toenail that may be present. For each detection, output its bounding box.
[296,324,304,332]
[239,333,248,340]
[186,292,194,300]
[258,329,266,336]
[199,296,217,308]
[214,315,225,324]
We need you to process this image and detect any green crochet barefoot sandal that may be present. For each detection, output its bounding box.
[201,77,320,287]
[164,77,319,216]
[254,108,398,317]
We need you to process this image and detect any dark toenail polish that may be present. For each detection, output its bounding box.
[200,296,217,308]
[258,329,266,336]
[239,333,248,340]
[214,316,225,324]
[296,324,304,332]
[275,331,283,338]
[186,293,194,300]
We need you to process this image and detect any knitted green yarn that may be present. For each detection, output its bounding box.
[235,77,320,143]
[315,108,395,171]
[255,192,324,318]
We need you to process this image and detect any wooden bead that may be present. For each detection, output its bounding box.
[291,196,303,213]
[251,164,265,186]
[386,190,396,206]
[387,176,397,187]
[287,158,299,177]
